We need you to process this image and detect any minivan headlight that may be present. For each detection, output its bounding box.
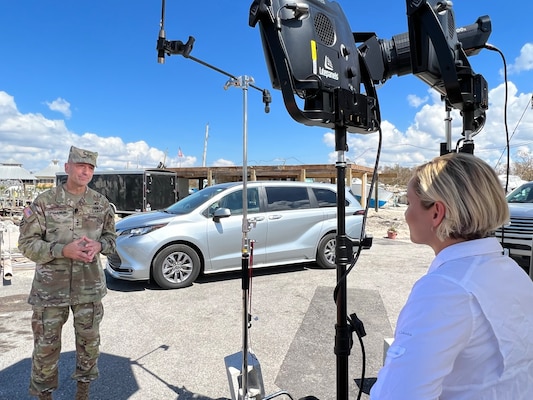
[119,223,167,237]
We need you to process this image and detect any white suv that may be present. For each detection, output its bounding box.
[494,181,533,270]
[106,181,372,289]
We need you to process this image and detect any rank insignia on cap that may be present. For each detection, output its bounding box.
[68,146,98,167]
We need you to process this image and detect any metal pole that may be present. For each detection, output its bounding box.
[334,123,350,400]
[444,103,452,154]
[202,123,209,167]
[226,75,256,400]
[241,75,250,400]
[222,75,270,400]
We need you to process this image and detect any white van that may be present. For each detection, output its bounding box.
[106,181,372,289]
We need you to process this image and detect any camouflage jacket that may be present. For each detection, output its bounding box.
[19,184,116,307]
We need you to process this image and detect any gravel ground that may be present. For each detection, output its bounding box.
[364,204,409,241]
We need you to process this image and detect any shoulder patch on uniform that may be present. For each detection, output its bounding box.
[23,206,34,218]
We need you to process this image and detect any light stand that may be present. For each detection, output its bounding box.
[334,123,351,400]
[155,4,290,398]
[225,75,263,400]
[331,89,359,400]
[224,76,294,400]
[239,76,254,400]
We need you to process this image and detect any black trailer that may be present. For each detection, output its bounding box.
[56,169,178,216]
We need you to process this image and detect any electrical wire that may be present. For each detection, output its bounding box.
[333,122,382,400]
[334,122,383,295]
[331,51,383,397]
[332,48,383,302]
[483,43,511,253]
[333,43,509,399]
[483,43,510,192]
[494,94,533,172]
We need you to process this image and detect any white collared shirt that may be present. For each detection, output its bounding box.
[370,237,533,400]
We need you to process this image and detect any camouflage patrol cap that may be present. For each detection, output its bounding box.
[68,146,98,167]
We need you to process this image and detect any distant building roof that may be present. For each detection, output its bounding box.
[0,163,36,182]
[34,160,62,179]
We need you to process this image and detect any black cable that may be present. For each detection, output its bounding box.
[494,96,532,171]
[483,43,510,253]
[331,50,383,399]
[333,48,383,302]
[347,312,367,400]
[333,122,383,299]
[355,333,366,400]
[484,44,510,191]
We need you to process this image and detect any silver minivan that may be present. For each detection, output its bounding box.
[106,181,371,289]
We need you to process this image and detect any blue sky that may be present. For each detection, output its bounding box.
[1,1,532,174]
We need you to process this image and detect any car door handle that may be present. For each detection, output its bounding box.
[249,216,265,222]
[268,215,282,220]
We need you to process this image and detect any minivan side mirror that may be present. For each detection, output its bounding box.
[213,207,231,222]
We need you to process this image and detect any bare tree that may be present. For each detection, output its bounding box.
[379,164,414,187]
[513,150,533,181]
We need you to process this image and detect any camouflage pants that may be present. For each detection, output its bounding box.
[29,302,104,395]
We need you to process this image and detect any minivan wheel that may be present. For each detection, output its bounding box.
[152,244,201,289]
[317,232,337,269]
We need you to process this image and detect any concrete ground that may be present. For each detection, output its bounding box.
[0,237,434,400]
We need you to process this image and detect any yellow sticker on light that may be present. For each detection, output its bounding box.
[311,40,318,74]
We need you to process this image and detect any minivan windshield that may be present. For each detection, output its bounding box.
[165,186,230,215]
[507,183,533,203]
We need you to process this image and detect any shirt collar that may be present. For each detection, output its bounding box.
[55,184,89,207]
[428,237,504,274]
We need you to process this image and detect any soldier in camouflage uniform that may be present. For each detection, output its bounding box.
[19,146,116,400]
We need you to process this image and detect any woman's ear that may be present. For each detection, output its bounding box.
[432,201,446,228]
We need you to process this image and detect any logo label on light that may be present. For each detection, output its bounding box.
[319,55,338,80]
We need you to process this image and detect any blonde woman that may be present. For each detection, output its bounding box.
[371,153,533,399]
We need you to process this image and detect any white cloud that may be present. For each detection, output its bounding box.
[2,82,532,175]
[0,90,195,172]
[168,154,197,168]
[0,92,17,115]
[407,94,429,108]
[213,158,236,167]
[45,97,72,118]
[508,43,533,74]
[325,82,533,170]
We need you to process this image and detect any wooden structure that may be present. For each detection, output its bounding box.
[166,163,380,204]
[167,163,372,184]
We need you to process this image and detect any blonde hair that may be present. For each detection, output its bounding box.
[411,153,509,241]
